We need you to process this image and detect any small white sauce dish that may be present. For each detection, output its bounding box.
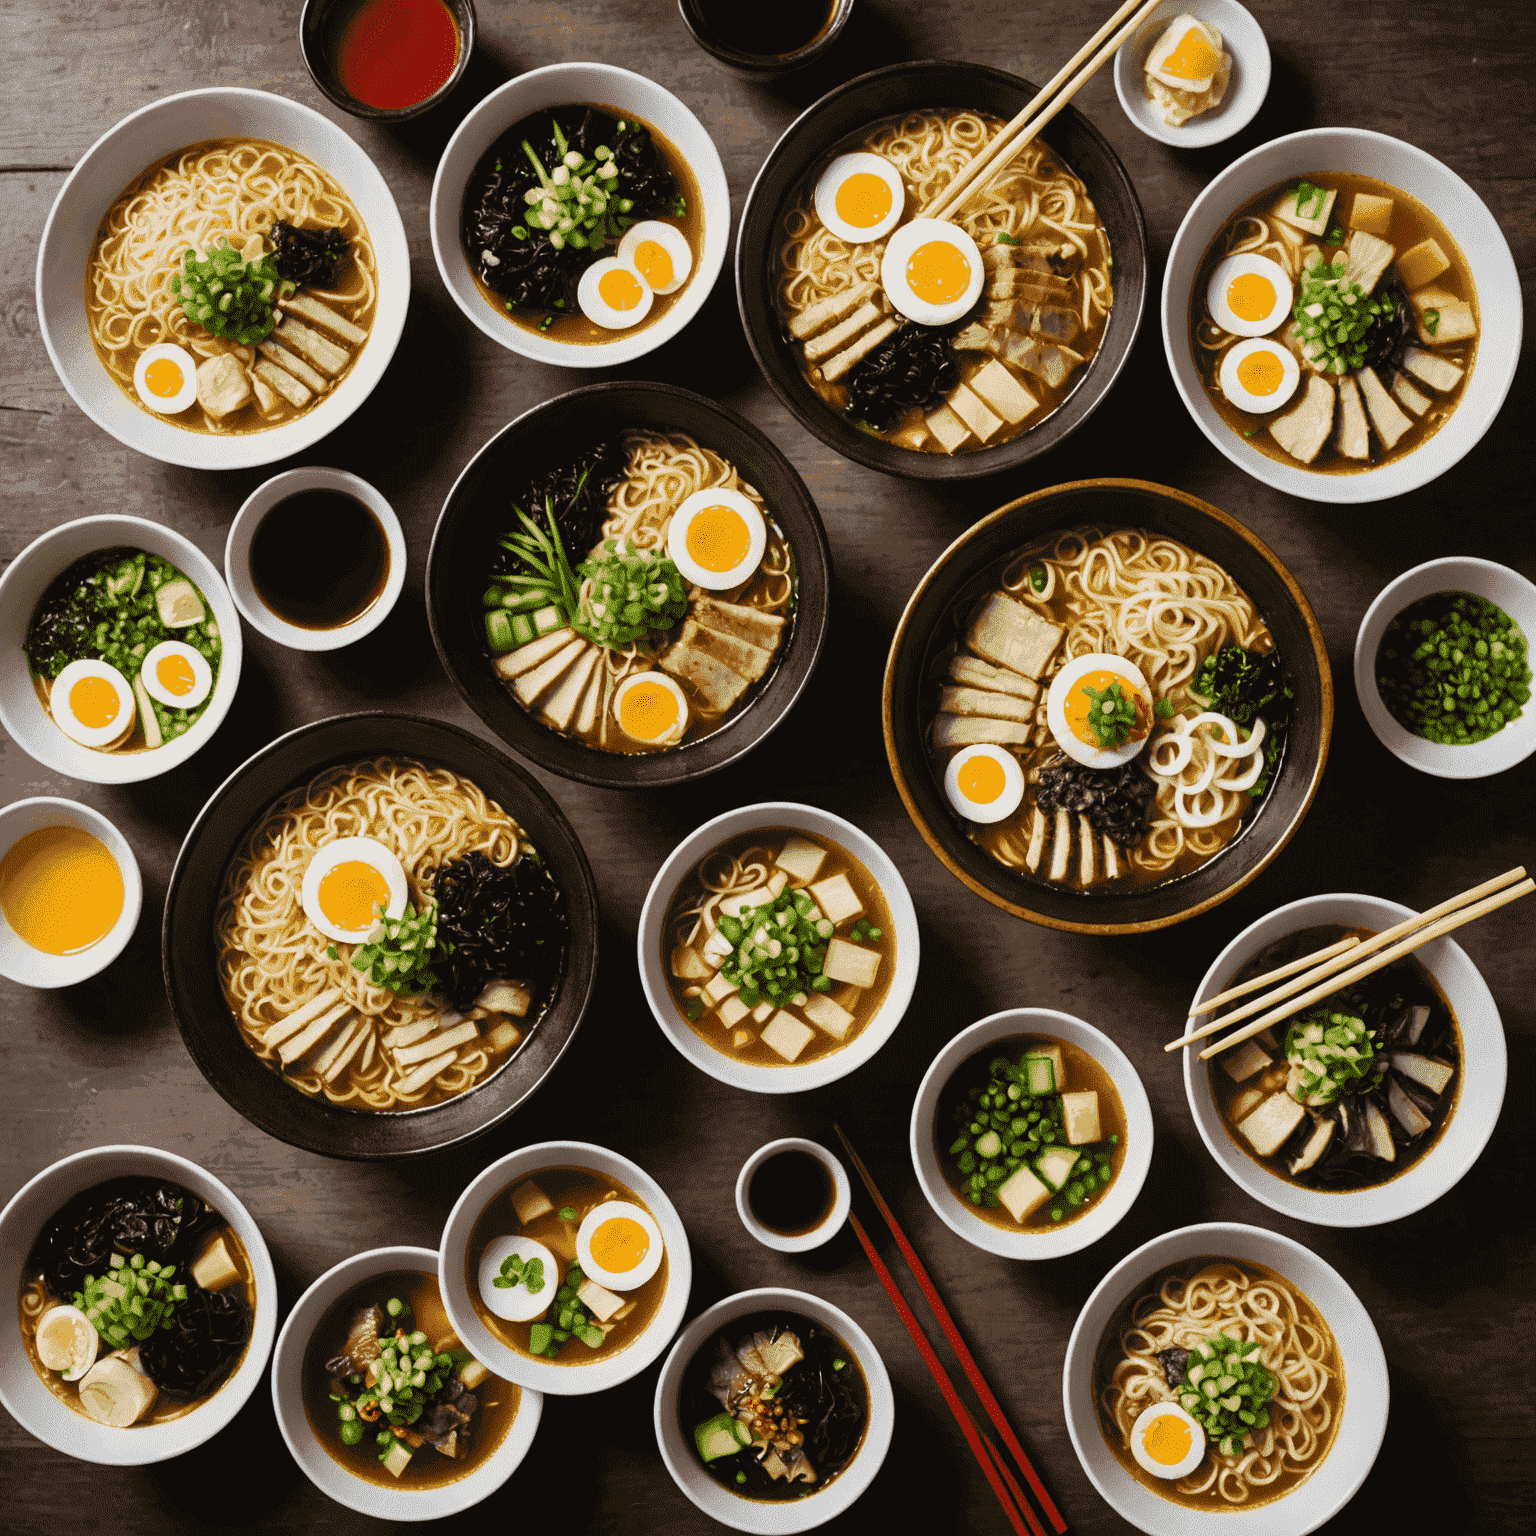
[734,1138,851,1254]
[225,466,407,652]
[1354,556,1536,780]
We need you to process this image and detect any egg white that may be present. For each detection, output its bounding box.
[577,257,654,330]
[813,152,905,243]
[299,836,409,943]
[1046,652,1152,769]
[666,487,768,591]
[1129,1402,1206,1480]
[35,1304,100,1381]
[132,343,199,414]
[617,221,692,295]
[1145,15,1224,93]
[1218,338,1301,413]
[943,744,1025,824]
[1206,254,1292,337]
[612,671,690,745]
[139,640,213,710]
[478,1235,560,1323]
[576,1201,663,1291]
[50,660,136,750]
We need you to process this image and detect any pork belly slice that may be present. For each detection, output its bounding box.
[966,592,1065,678]
[1269,373,1335,464]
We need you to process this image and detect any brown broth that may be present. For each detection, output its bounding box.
[747,1150,835,1236]
[250,490,390,630]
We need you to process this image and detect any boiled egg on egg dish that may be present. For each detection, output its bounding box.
[139,640,213,710]
[576,1201,663,1290]
[577,257,655,330]
[50,660,136,750]
[814,152,905,243]
[613,671,690,746]
[478,1234,562,1322]
[300,836,409,943]
[132,343,198,414]
[666,487,767,590]
[1129,1402,1206,1480]
[1145,15,1225,95]
[1046,652,1153,769]
[617,221,693,295]
[34,1303,100,1381]
[881,218,984,326]
[1219,337,1301,413]
[943,744,1025,824]
[1206,254,1292,337]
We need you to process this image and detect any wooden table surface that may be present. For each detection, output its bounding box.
[2,2,1533,1532]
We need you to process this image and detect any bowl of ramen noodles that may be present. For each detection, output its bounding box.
[0,515,243,785]
[911,1008,1154,1260]
[884,478,1332,935]
[639,803,920,1092]
[163,713,600,1160]
[271,1245,541,1519]
[1183,892,1505,1228]
[1165,127,1522,503]
[735,59,1147,479]
[427,381,831,788]
[36,87,408,470]
[431,62,729,366]
[439,1142,692,1397]
[1064,1222,1389,1534]
[654,1287,895,1533]
[0,1144,276,1466]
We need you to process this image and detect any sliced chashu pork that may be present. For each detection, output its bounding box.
[1335,375,1370,460]
[691,596,786,652]
[966,593,1064,679]
[937,685,1034,724]
[1357,366,1414,450]
[1269,373,1335,464]
[671,618,773,682]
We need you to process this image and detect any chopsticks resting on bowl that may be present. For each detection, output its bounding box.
[835,1124,1067,1535]
[1183,933,1363,1020]
[1163,867,1532,1059]
[922,0,1165,223]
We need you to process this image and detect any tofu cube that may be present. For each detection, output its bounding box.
[774,836,827,884]
[720,886,771,918]
[1409,287,1477,344]
[194,353,252,418]
[924,402,973,455]
[810,873,863,925]
[190,1236,241,1292]
[968,358,1040,424]
[761,1011,815,1063]
[1221,1040,1272,1083]
[1348,192,1394,235]
[766,870,789,898]
[996,1164,1051,1223]
[1274,183,1337,236]
[717,994,750,1028]
[1023,1044,1065,1095]
[702,927,734,966]
[947,382,1005,443]
[576,1278,626,1321]
[1396,237,1450,291]
[1237,1092,1307,1157]
[751,1001,774,1024]
[511,1180,553,1224]
[801,992,855,1039]
[1061,1090,1102,1145]
[821,938,882,990]
[701,970,739,1007]
[671,945,711,980]
[458,1357,488,1390]
[1034,1145,1079,1191]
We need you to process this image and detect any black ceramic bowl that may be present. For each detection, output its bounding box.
[677,0,855,78]
[883,480,1334,935]
[426,382,832,789]
[163,713,599,1159]
[299,0,475,122]
[736,60,1148,481]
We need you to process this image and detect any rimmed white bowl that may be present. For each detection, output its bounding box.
[271,1244,542,1520]
[430,63,729,366]
[1113,0,1270,148]
[0,515,243,784]
[1354,556,1536,779]
[654,1287,895,1534]
[911,1008,1154,1260]
[1063,1222,1389,1536]
[0,797,143,987]
[637,802,921,1094]
[0,1144,277,1466]
[438,1141,691,1397]
[734,1138,851,1254]
[35,87,409,470]
[1162,127,1522,502]
[1182,892,1504,1227]
[225,467,407,652]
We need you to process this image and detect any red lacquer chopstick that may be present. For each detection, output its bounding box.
[849,1211,1042,1536]
[836,1124,1068,1534]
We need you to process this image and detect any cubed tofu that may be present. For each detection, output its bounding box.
[810,873,863,925]
[1237,1092,1307,1157]
[671,945,712,980]
[889,420,931,451]
[1396,237,1450,291]
[1034,1145,1079,1192]
[458,1357,488,1390]
[194,353,252,418]
[967,358,1039,424]
[702,927,734,966]
[761,1011,815,1063]
[511,1181,553,1225]
[946,382,1005,443]
[576,1278,626,1321]
[1409,286,1477,344]
[801,992,856,1039]
[1023,1044,1065,1095]
[996,1165,1051,1223]
[1348,191,1394,236]
[774,835,827,884]
[718,995,751,1028]
[1221,1040,1272,1083]
[924,402,973,455]
[190,1236,241,1292]
[821,938,882,989]
[1274,182,1337,236]
[702,970,739,1007]
[1060,1090,1101,1145]
[751,1001,774,1025]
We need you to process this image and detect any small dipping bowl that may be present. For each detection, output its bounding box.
[226,467,407,653]
[677,0,854,78]
[0,797,143,988]
[734,1138,851,1254]
[299,0,476,122]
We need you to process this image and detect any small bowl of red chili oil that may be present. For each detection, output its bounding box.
[301,0,475,122]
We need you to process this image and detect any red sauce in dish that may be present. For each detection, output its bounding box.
[334,0,460,110]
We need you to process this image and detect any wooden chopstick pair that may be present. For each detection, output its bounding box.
[834,1125,1067,1536]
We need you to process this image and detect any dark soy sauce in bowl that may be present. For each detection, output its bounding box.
[687,0,836,57]
[748,1149,835,1235]
[251,490,390,630]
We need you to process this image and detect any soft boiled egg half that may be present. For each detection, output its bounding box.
[577,257,655,330]
[35,1303,100,1381]
[1046,652,1153,769]
[300,836,409,943]
[1206,254,1293,337]
[576,1201,664,1291]
[881,218,984,326]
[1129,1402,1207,1480]
[50,660,136,750]
[139,640,213,710]
[613,671,690,746]
[478,1234,561,1323]
[814,152,906,243]
[132,343,198,414]
[666,487,767,590]
[1145,15,1225,94]
[943,744,1025,824]
[617,221,693,295]
[1219,337,1301,413]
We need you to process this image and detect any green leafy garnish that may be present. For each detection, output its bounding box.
[1283,1007,1384,1106]
[995,230,1020,247]
[491,1253,546,1294]
[1293,181,1327,221]
[1028,563,1047,592]
[169,241,294,344]
[1080,679,1141,749]
[1179,1333,1278,1458]
[1423,308,1440,337]
[350,901,440,995]
[575,538,689,648]
[557,1206,579,1220]
[1154,697,1175,719]
[1291,258,1394,375]
[1192,645,1292,799]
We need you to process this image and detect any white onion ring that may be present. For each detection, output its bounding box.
[1215,752,1265,792]
[1148,727,1193,776]
[1175,784,1228,828]
[1186,711,1266,759]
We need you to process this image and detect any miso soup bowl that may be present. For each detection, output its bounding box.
[1181,892,1505,1227]
[0,1144,277,1466]
[1063,1222,1389,1535]
[654,1287,895,1533]
[911,1008,1154,1261]
[438,1141,692,1397]
[637,802,921,1093]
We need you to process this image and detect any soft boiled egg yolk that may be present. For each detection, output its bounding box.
[666,486,768,590]
[576,257,655,330]
[1145,16,1223,93]
[139,640,213,709]
[613,672,690,745]
[943,744,1025,825]
[299,836,409,943]
[617,221,693,295]
[478,1234,561,1323]
[35,1304,100,1381]
[1219,337,1301,413]
[1046,652,1153,769]
[812,152,905,243]
[50,659,136,750]
[880,218,984,326]
[132,343,198,414]
[1206,254,1293,337]
[575,1201,664,1290]
[1129,1403,1206,1480]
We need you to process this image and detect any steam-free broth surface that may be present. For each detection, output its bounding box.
[250,490,390,630]
[747,1151,835,1236]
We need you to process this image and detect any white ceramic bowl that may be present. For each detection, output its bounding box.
[637,802,921,1094]
[430,63,729,366]
[1354,556,1536,779]
[0,797,143,987]
[0,1144,277,1466]
[1063,1222,1389,1536]
[0,515,243,784]
[1182,891,1505,1227]
[1162,128,1522,502]
[35,87,409,471]
[438,1141,691,1397]
[1113,0,1270,148]
[225,467,407,652]
[911,1008,1154,1260]
[654,1287,895,1534]
[271,1244,542,1520]
[734,1138,851,1254]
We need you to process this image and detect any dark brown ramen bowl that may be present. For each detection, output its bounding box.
[736,60,1148,481]
[426,382,832,789]
[883,480,1333,935]
[163,712,599,1160]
